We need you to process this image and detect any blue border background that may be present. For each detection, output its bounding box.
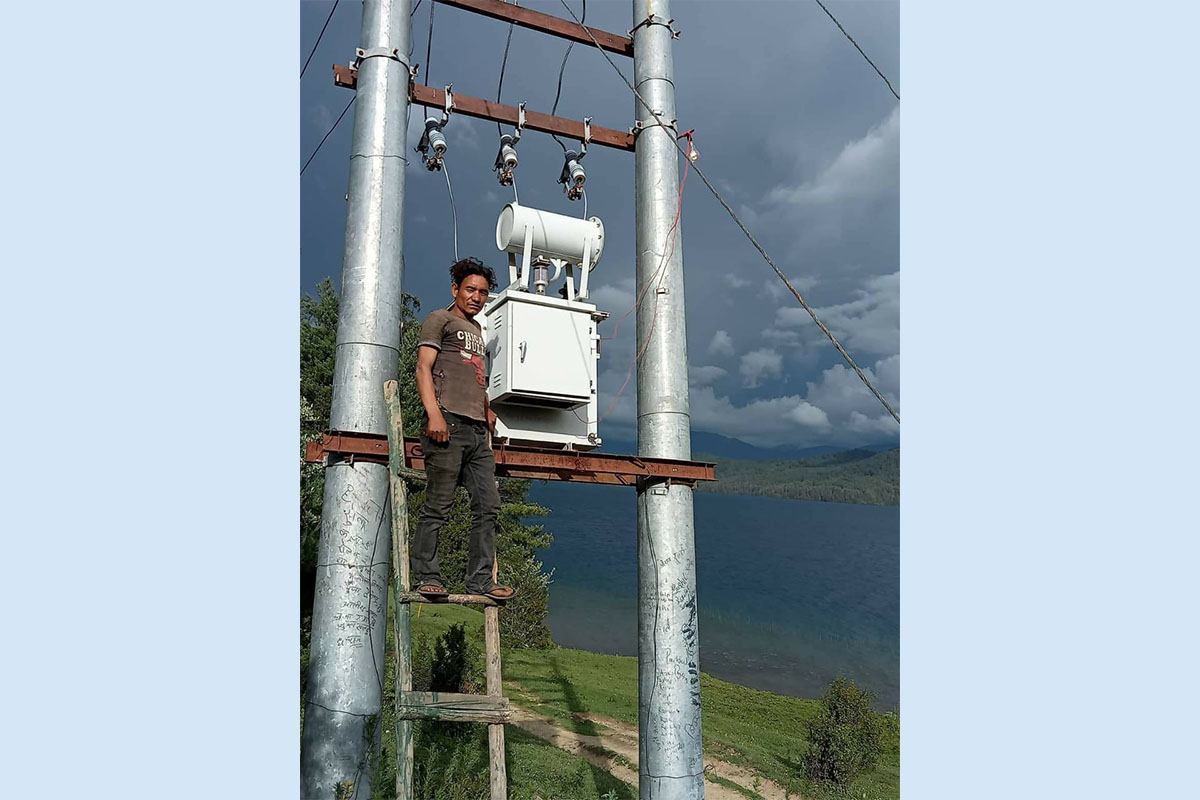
[3,2,1198,797]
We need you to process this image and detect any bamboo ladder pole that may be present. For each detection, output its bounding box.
[485,553,507,800]
[384,381,414,800]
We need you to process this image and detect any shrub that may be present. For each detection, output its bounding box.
[801,676,885,787]
[430,623,485,695]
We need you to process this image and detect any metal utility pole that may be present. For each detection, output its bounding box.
[301,0,412,796]
[632,0,705,797]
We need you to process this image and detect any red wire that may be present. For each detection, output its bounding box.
[599,150,691,423]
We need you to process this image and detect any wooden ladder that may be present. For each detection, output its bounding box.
[384,381,510,800]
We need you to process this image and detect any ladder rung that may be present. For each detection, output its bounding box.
[396,692,512,723]
[395,467,427,481]
[397,591,506,607]
[400,691,509,709]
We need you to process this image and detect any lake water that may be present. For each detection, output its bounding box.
[527,483,899,710]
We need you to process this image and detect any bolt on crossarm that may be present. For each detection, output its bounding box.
[631,0,706,797]
[300,0,413,797]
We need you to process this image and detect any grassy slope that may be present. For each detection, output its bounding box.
[505,645,899,800]
[387,603,637,800]
[306,602,897,800]
[695,448,899,506]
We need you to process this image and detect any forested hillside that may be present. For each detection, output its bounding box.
[697,448,899,505]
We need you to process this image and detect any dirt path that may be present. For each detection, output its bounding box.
[506,696,798,800]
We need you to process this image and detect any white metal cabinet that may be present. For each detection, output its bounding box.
[483,289,604,449]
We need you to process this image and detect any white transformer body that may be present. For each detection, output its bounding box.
[483,288,605,450]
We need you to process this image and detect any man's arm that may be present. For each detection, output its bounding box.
[416,346,449,443]
[485,394,497,437]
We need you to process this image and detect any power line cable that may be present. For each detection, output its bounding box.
[421,0,436,117]
[301,95,356,176]
[810,0,899,101]
[549,0,586,151]
[556,0,899,424]
[496,21,515,136]
[300,0,341,79]
[442,160,459,261]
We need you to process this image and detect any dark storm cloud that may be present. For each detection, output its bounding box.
[302,0,899,447]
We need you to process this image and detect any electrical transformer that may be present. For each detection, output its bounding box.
[484,203,609,450]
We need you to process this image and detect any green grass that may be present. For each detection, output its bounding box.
[503,646,899,800]
[302,599,898,800]
[383,601,638,799]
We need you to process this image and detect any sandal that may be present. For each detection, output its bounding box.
[415,583,449,597]
[480,584,517,601]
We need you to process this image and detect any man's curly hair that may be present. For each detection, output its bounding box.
[449,257,498,290]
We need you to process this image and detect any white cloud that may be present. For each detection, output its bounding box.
[764,274,819,302]
[590,277,636,317]
[761,327,802,347]
[688,387,832,447]
[723,274,752,289]
[689,365,727,387]
[804,355,900,424]
[739,348,783,387]
[776,271,898,356]
[767,106,899,207]
[596,354,898,448]
[708,329,735,358]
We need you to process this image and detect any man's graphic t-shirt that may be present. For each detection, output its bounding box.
[418,308,488,422]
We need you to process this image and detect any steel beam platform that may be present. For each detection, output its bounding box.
[304,431,716,487]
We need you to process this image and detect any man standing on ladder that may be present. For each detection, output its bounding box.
[412,257,517,601]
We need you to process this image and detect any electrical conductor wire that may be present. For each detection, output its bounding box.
[443,160,459,261]
[556,0,900,424]
[496,20,515,136]
[422,0,436,117]
[550,0,586,151]
[301,95,356,176]
[300,0,341,79]
[811,0,900,100]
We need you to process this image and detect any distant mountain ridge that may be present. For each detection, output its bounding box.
[599,430,898,462]
[597,431,899,505]
[699,448,899,505]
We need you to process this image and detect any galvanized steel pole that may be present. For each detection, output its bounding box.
[300,0,412,797]
[632,1,705,797]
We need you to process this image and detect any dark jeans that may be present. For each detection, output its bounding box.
[411,412,501,593]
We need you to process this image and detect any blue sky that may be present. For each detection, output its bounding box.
[301,0,899,448]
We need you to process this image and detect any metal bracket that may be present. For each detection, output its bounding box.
[443,84,455,119]
[630,117,679,137]
[516,101,526,140]
[353,46,410,71]
[581,116,592,156]
[628,14,681,39]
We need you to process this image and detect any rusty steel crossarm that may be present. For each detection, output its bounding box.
[411,84,635,152]
[433,0,634,57]
[304,431,716,484]
[331,64,633,152]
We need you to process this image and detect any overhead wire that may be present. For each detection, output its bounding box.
[496,19,516,136]
[556,0,900,424]
[549,0,586,152]
[810,0,900,101]
[442,160,459,261]
[598,149,688,423]
[570,146,688,428]
[301,95,356,176]
[421,0,436,117]
[300,0,341,79]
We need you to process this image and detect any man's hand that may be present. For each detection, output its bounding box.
[425,411,450,444]
[487,407,498,435]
